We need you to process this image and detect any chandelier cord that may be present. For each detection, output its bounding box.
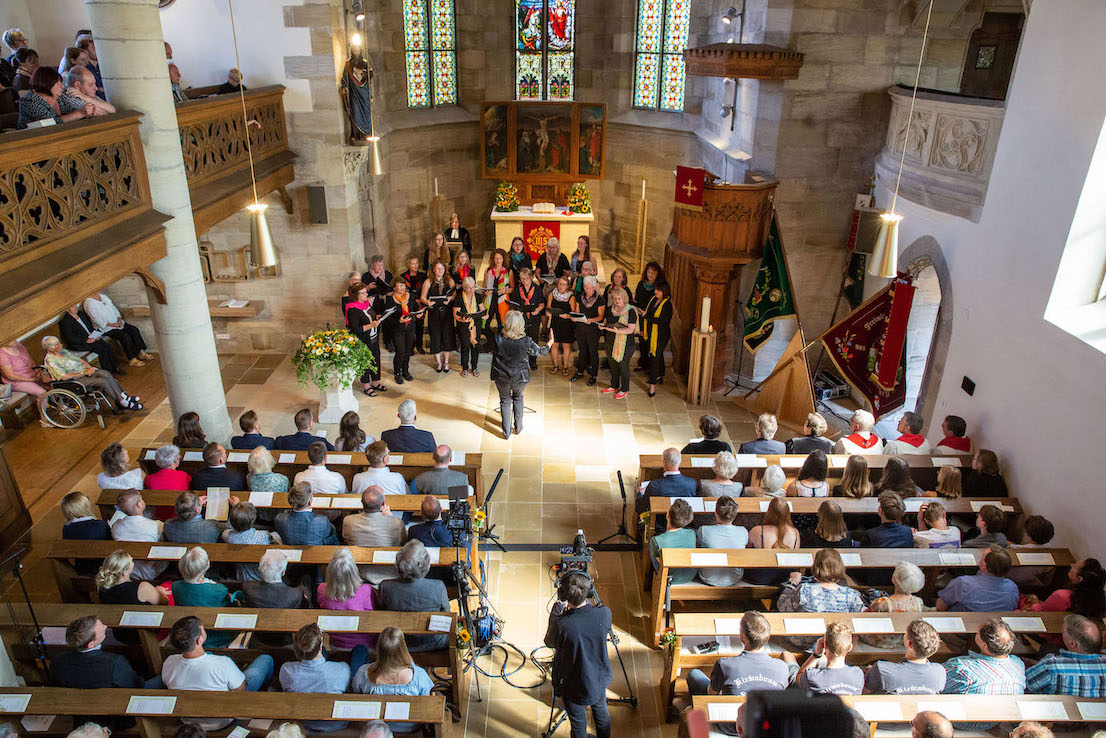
[228,0,260,207]
[890,0,935,216]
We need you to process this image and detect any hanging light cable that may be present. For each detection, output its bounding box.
[229,0,277,268]
[869,0,934,279]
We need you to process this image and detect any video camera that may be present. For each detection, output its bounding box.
[445,485,471,547]
[556,529,594,581]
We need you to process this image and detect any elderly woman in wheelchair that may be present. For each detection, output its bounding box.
[41,335,143,419]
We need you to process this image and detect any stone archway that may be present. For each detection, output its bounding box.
[899,236,953,425]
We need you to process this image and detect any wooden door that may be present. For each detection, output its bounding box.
[959,12,1024,100]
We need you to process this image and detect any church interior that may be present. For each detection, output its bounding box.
[1,0,1105,735]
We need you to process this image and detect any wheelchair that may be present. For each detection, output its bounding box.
[40,380,117,429]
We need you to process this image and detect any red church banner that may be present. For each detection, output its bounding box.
[523,220,559,259]
[674,166,706,211]
[820,276,916,419]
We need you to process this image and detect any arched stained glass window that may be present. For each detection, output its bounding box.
[516,0,575,101]
[403,0,457,107]
[633,0,690,111]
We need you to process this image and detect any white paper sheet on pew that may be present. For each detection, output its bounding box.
[314,429,327,438]
[440,499,451,511]
[776,553,813,567]
[389,455,404,465]
[215,613,258,630]
[704,501,717,512]
[690,553,730,567]
[689,457,715,468]
[922,617,966,633]
[852,701,905,721]
[778,457,804,469]
[903,498,925,513]
[249,492,274,507]
[144,449,157,461]
[679,498,706,512]
[39,626,67,645]
[0,695,31,713]
[331,701,382,720]
[1018,701,1068,720]
[383,702,410,721]
[278,453,297,464]
[205,487,230,520]
[784,618,825,635]
[1017,552,1055,565]
[930,457,961,467]
[714,618,742,635]
[126,696,177,715]
[451,452,465,466]
[1002,616,1046,632]
[428,615,452,633]
[331,497,362,509]
[373,550,398,564]
[760,500,793,512]
[828,455,849,468]
[246,719,273,731]
[840,553,862,566]
[716,636,738,654]
[969,500,1015,512]
[427,548,441,564]
[312,497,332,509]
[326,454,352,465]
[227,452,250,464]
[318,615,359,631]
[148,545,187,559]
[227,725,250,738]
[183,451,204,462]
[1078,702,1106,720]
[267,549,302,562]
[734,455,768,468]
[120,611,164,627]
[851,617,895,634]
[915,701,966,720]
[939,552,976,566]
[20,715,56,732]
[707,703,740,723]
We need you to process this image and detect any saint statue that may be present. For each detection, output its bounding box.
[341,51,374,145]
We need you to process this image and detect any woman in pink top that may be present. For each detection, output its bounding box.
[0,340,49,397]
[316,548,377,649]
[1022,558,1106,615]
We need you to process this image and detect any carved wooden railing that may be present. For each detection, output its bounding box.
[874,84,1005,223]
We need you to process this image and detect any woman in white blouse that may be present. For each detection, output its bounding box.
[83,292,152,368]
[97,442,146,490]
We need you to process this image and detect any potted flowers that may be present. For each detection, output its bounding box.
[290,329,375,423]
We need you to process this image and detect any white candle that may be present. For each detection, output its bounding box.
[434,178,439,197]
[642,179,646,200]
[700,296,711,332]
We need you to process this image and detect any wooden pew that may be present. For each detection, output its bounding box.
[647,546,1073,647]
[0,687,448,737]
[662,611,1074,714]
[129,447,487,505]
[0,603,464,712]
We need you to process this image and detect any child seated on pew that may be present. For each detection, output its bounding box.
[222,500,282,582]
[785,621,864,695]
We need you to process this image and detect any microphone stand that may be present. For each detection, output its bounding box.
[478,469,507,554]
[597,471,640,547]
[0,547,49,681]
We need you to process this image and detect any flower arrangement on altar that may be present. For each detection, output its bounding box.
[291,329,375,391]
[494,181,520,212]
[567,182,591,214]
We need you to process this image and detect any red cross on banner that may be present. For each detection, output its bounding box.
[674,166,706,211]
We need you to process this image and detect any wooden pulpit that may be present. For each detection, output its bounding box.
[664,177,777,389]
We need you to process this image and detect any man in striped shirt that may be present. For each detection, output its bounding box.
[942,618,1025,730]
[1026,614,1106,696]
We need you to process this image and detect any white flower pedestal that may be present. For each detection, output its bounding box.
[317,369,359,424]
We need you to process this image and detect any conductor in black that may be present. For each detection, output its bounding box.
[543,571,613,738]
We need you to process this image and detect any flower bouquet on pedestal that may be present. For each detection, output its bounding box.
[494,181,520,212]
[291,329,375,423]
[567,182,591,214]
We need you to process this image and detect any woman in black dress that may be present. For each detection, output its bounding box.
[633,261,664,371]
[605,267,630,308]
[96,550,168,643]
[345,282,386,396]
[510,267,544,370]
[383,279,418,384]
[424,231,449,271]
[452,249,475,285]
[571,275,605,386]
[401,256,427,354]
[421,261,456,373]
[453,277,484,377]
[640,280,674,397]
[535,237,570,339]
[507,236,532,286]
[547,276,575,376]
[601,287,639,399]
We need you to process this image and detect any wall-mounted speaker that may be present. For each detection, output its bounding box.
[307,185,329,225]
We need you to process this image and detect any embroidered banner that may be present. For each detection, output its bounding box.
[523,220,560,259]
[743,213,796,354]
[674,165,706,211]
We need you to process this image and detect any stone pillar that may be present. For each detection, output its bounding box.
[85,0,232,441]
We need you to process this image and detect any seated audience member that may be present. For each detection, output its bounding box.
[42,335,140,410]
[59,46,85,75]
[173,411,207,449]
[682,414,732,455]
[748,463,786,497]
[1026,614,1106,696]
[360,721,394,738]
[787,450,829,498]
[0,339,49,399]
[698,451,744,498]
[96,550,168,607]
[942,617,1025,699]
[864,492,914,547]
[335,410,374,452]
[832,455,873,498]
[352,441,411,496]
[777,548,865,648]
[1022,558,1106,618]
[275,482,338,545]
[380,399,436,452]
[343,485,406,584]
[168,62,187,102]
[931,414,972,453]
[68,725,114,738]
[408,495,451,547]
[110,490,166,580]
[785,412,834,455]
[49,616,142,730]
[11,47,38,94]
[97,442,144,490]
[164,491,220,543]
[191,442,246,491]
[648,499,697,587]
[876,456,923,496]
[231,410,275,450]
[223,501,282,581]
[246,447,288,493]
[1010,723,1052,738]
[910,712,952,738]
[17,66,94,129]
[789,621,863,695]
[74,35,103,95]
[882,412,932,456]
[242,550,302,607]
[863,563,930,649]
[686,611,789,704]
[293,441,348,495]
[277,409,335,451]
[964,503,1010,548]
[172,547,243,647]
[737,413,786,455]
[1011,515,1058,590]
[923,465,962,499]
[801,500,857,548]
[83,291,148,366]
[378,540,451,652]
[913,501,961,548]
[3,28,28,65]
[937,546,1019,612]
[279,624,363,733]
[352,626,435,734]
[833,410,883,455]
[696,496,747,586]
[864,619,945,694]
[410,444,469,496]
[215,67,246,95]
[145,445,192,493]
[161,615,274,730]
[745,496,800,585]
[61,492,110,541]
[963,449,1008,497]
[637,448,696,528]
[317,548,377,649]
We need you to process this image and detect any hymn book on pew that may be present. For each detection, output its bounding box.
[205,488,230,521]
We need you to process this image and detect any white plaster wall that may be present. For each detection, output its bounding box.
[874,0,1106,556]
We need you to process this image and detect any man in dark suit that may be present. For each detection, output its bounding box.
[737,412,787,455]
[231,409,276,450]
[637,447,696,532]
[864,492,915,548]
[380,399,436,453]
[276,408,334,451]
[408,495,452,548]
[59,305,122,375]
[190,442,246,491]
[50,615,143,729]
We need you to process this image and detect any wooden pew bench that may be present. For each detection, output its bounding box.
[0,687,448,737]
[646,547,1073,647]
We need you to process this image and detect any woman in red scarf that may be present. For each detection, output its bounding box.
[483,248,511,348]
[383,279,418,384]
[344,283,386,396]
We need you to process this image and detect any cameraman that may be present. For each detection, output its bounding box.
[544,571,613,738]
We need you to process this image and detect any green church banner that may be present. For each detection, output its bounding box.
[743,214,796,354]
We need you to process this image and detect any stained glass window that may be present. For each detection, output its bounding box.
[633,0,690,111]
[516,0,575,101]
[403,0,457,108]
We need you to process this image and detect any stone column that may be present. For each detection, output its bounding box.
[85,0,232,441]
